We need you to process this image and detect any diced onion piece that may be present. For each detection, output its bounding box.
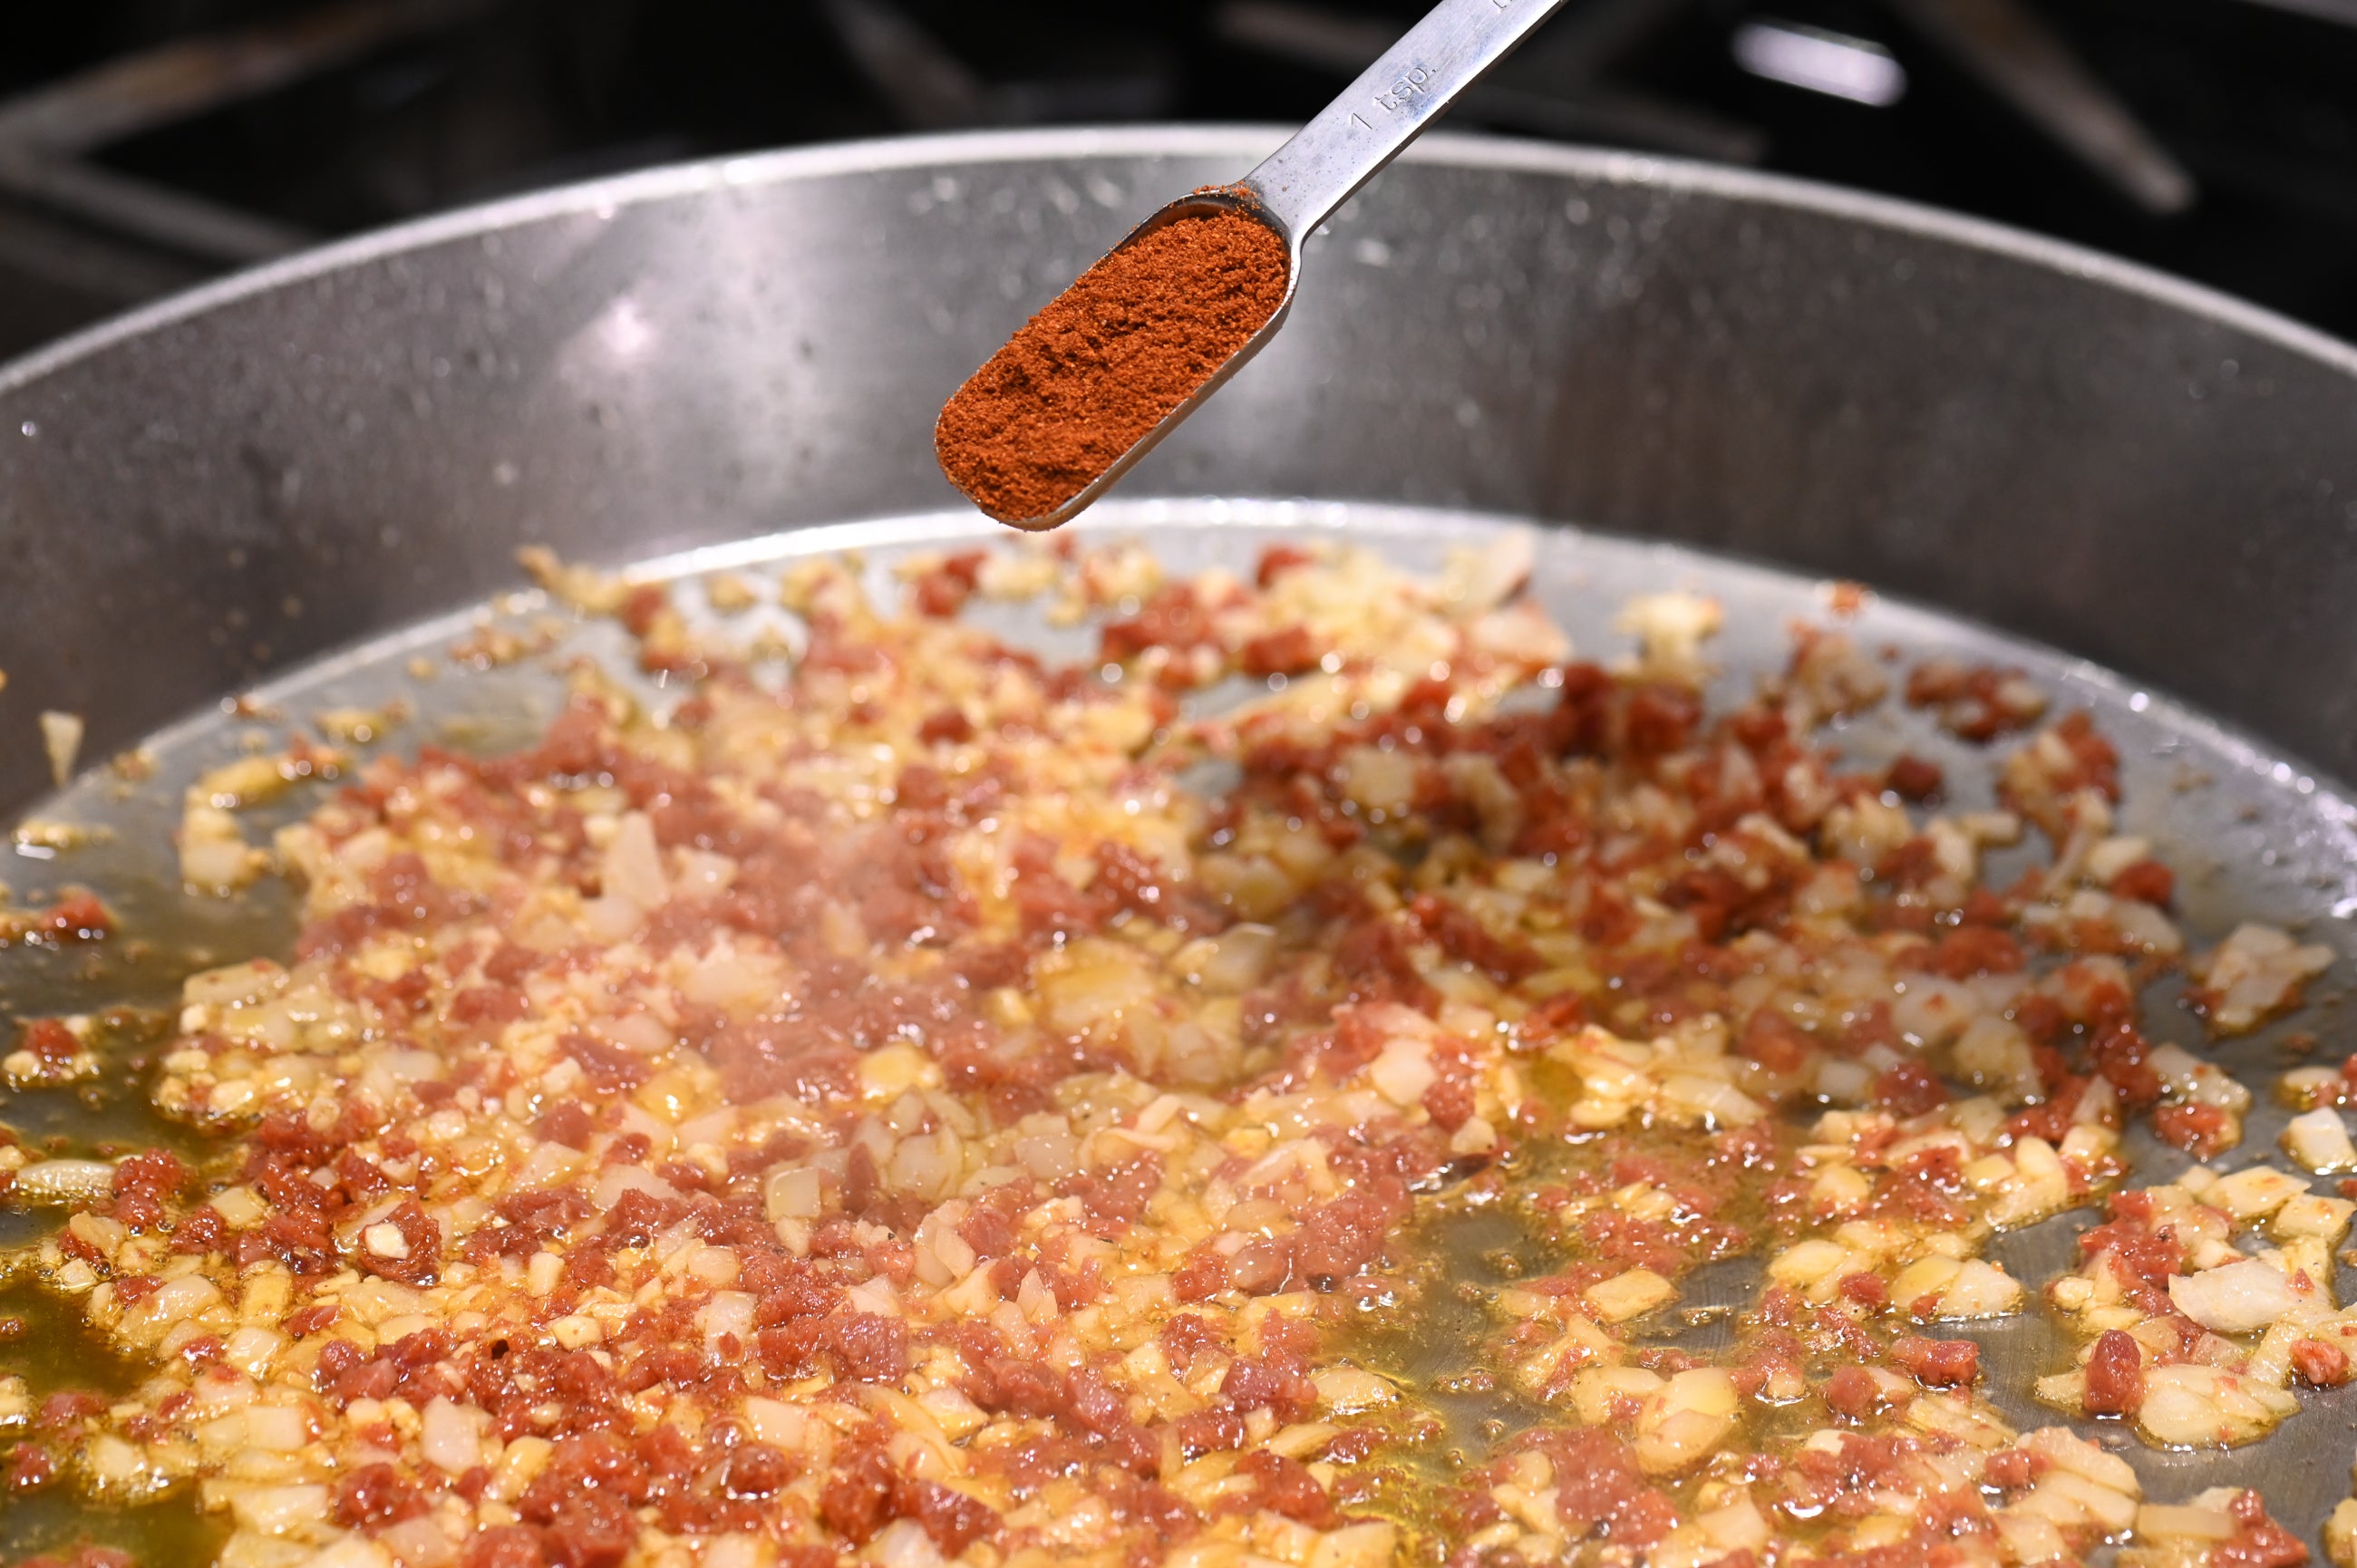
[2138,1365,2228,1446]
[2139,1504,2238,1541]
[421,1398,481,1475]
[601,811,669,909]
[379,1516,456,1568]
[1615,591,1722,674]
[578,895,642,942]
[2207,1166,2306,1221]
[2197,923,2334,1034]
[1442,529,1537,616]
[1934,1259,2024,1320]
[2169,1259,2300,1334]
[242,1404,308,1452]
[870,1519,943,1568]
[1337,745,1419,817]
[1696,1498,1770,1553]
[39,711,82,788]
[1570,1367,1663,1426]
[698,1292,756,1343]
[764,1166,821,1221]
[1368,1040,1436,1108]
[2324,1500,2357,1568]
[2284,1108,2357,1174]
[744,1397,810,1450]
[1586,1268,1675,1323]
[228,1482,331,1536]
[1308,1522,1398,1568]
[12,1158,118,1205]
[1663,1368,1738,1416]
[2022,1428,2138,1493]
[1636,1405,1735,1475]
[1312,1367,1397,1414]
[1189,924,1278,994]
[592,1166,680,1214]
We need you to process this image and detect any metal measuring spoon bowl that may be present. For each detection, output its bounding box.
[936,0,1576,531]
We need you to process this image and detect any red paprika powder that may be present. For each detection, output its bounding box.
[934,205,1290,527]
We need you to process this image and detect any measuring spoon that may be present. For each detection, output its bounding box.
[941,0,1577,530]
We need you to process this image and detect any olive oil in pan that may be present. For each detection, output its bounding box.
[0,1276,228,1563]
[0,1492,227,1568]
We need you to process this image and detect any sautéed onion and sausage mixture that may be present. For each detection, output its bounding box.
[2,535,2354,1568]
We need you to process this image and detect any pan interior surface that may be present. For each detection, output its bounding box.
[3,500,2352,1561]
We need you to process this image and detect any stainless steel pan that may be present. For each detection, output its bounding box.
[4,127,2357,1553]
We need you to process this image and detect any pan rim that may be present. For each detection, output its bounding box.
[2,125,2353,397]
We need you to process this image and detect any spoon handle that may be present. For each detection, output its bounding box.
[1242,0,1578,241]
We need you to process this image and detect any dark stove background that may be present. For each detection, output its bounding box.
[1,0,2352,363]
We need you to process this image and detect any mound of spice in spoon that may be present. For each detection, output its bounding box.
[933,205,1289,528]
[933,0,1576,530]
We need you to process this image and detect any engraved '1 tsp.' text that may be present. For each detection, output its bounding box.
[1356,64,1436,125]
